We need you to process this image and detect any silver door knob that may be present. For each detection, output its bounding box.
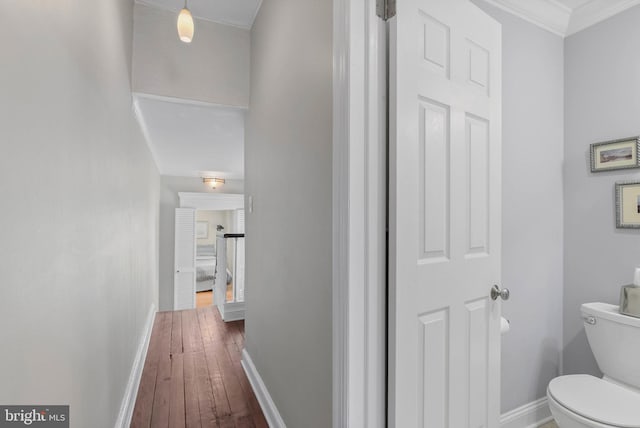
[491,285,510,301]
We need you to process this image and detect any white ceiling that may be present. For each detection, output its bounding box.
[136,0,262,29]
[133,95,244,180]
[556,0,592,9]
[483,0,640,36]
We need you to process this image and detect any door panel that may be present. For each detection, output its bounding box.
[389,0,502,426]
[174,208,196,310]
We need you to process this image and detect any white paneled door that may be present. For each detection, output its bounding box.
[388,0,502,427]
[174,208,196,310]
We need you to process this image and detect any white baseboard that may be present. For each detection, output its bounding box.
[241,349,286,428]
[114,303,157,428]
[501,397,553,428]
[220,301,245,322]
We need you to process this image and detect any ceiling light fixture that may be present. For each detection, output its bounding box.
[177,0,194,43]
[203,178,225,189]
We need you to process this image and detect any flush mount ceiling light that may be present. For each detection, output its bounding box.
[177,0,194,43]
[203,178,225,189]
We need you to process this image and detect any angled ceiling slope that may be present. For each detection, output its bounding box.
[133,95,245,180]
[482,0,640,36]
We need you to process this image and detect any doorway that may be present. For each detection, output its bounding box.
[174,192,246,322]
[195,209,238,308]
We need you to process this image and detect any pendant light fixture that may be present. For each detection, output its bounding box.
[177,0,194,43]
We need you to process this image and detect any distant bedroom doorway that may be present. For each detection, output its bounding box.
[194,209,243,308]
[174,193,246,322]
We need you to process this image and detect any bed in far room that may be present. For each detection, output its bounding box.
[196,245,216,292]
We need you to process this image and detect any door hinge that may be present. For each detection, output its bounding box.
[376,0,396,20]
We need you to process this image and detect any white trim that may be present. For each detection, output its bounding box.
[500,397,553,428]
[481,0,640,37]
[333,0,387,426]
[363,4,387,427]
[567,0,640,35]
[332,0,349,423]
[481,0,570,36]
[134,0,256,31]
[132,97,163,172]
[241,349,286,428]
[217,301,245,322]
[133,91,248,112]
[248,0,263,29]
[178,192,244,211]
[114,303,157,428]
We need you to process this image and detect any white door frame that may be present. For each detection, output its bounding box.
[174,192,245,312]
[178,192,244,211]
[333,0,387,426]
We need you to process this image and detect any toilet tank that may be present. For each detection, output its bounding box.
[582,302,640,389]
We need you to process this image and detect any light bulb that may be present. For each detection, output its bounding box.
[203,178,224,189]
[177,8,194,43]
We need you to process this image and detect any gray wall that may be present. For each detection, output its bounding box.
[159,176,244,310]
[244,0,333,426]
[0,1,159,426]
[472,1,565,412]
[564,6,640,377]
[132,3,250,107]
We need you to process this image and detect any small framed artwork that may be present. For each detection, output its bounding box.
[590,137,640,172]
[616,181,640,229]
[196,221,209,238]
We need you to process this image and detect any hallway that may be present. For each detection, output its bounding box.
[131,307,267,427]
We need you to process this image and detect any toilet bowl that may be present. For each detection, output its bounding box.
[547,303,640,428]
[547,374,640,428]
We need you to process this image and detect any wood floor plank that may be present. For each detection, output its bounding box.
[196,307,215,345]
[157,311,173,359]
[210,308,235,345]
[171,310,183,355]
[150,358,171,428]
[234,414,256,428]
[182,310,204,353]
[193,350,217,427]
[203,343,232,420]
[168,353,186,428]
[225,321,242,348]
[212,340,252,420]
[197,308,255,426]
[131,314,165,428]
[206,308,224,345]
[183,352,202,428]
[133,307,267,428]
[206,310,256,423]
[148,312,173,428]
[222,336,266,426]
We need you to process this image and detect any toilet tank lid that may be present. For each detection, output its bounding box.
[581,302,640,327]
[548,375,640,428]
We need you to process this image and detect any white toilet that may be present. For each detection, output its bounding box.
[547,302,640,428]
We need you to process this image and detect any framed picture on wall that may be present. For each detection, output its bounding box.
[196,221,209,238]
[590,137,640,172]
[616,181,640,229]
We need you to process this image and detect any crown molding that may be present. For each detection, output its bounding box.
[482,0,571,36]
[135,0,253,30]
[481,0,640,37]
[567,0,640,35]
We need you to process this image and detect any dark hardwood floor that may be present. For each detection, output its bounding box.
[131,306,267,428]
